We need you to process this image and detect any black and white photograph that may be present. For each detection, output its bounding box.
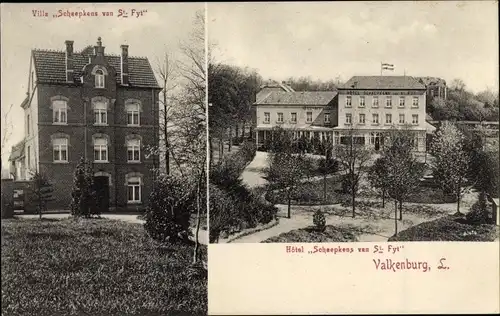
[1,3,207,315]
[208,1,499,244]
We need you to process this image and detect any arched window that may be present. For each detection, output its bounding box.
[94,101,107,125]
[93,137,108,162]
[53,100,67,124]
[126,174,142,203]
[53,137,68,162]
[126,102,141,126]
[127,138,141,162]
[95,69,105,88]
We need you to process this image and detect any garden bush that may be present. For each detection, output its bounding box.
[70,158,98,218]
[144,175,193,243]
[466,191,491,224]
[209,186,237,243]
[313,209,326,232]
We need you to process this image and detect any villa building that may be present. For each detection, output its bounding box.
[8,37,161,211]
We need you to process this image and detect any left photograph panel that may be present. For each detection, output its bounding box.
[1,3,207,315]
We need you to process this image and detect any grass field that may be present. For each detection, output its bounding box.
[1,218,207,316]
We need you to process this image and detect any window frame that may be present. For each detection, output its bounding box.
[94,102,108,125]
[306,111,313,123]
[291,112,297,123]
[345,95,352,107]
[53,138,68,163]
[359,96,365,108]
[385,114,392,124]
[359,113,365,124]
[324,112,330,124]
[412,114,419,125]
[385,96,392,108]
[52,100,68,125]
[95,69,105,88]
[399,114,405,124]
[345,113,352,125]
[126,103,141,126]
[127,139,141,163]
[277,112,284,123]
[264,112,270,124]
[372,96,379,108]
[412,96,419,108]
[399,96,405,108]
[372,113,379,125]
[93,138,109,163]
[127,176,141,203]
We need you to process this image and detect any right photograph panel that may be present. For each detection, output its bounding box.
[207,1,499,315]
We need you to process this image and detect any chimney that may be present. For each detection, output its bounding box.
[120,44,129,85]
[65,40,74,83]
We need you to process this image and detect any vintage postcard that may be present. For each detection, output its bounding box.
[1,3,207,315]
[207,1,499,314]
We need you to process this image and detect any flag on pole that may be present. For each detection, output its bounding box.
[381,63,395,71]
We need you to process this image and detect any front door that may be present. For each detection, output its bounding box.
[374,137,380,151]
[93,176,110,213]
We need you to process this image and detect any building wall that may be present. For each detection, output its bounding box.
[337,90,427,130]
[255,102,337,128]
[23,85,39,179]
[34,80,159,210]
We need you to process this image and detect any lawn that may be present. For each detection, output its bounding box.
[1,218,207,316]
[389,215,500,241]
[266,175,346,205]
[262,225,358,243]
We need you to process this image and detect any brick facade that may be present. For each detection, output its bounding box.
[14,38,161,211]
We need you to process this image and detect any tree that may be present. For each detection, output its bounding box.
[1,104,13,169]
[382,126,425,225]
[70,158,96,218]
[431,121,471,215]
[266,127,308,218]
[156,51,178,175]
[368,157,389,208]
[334,127,372,218]
[318,155,338,202]
[209,185,236,243]
[30,172,55,220]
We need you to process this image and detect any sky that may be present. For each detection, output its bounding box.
[208,1,499,92]
[0,3,203,169]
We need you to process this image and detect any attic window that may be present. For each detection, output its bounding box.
[95,69,105,88]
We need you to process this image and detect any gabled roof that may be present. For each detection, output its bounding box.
[254,91,337,106]
[32,49,160,88]
[8,140,25,161]
[259,81,295,92]
[340,76,426,90]
[417,77,447,87]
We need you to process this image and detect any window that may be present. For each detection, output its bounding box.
[399,96,405,107]
[95,69,105,88]
[306,112,312,123]
[386,114,392,124]
[412,114,419,124]
[399,114,405,124]
[277,112,284,123]
[94,102,107,125]
[324,112,330,124]
[345,113,352,124]
[127,139,141,162]
[53,100,67,124]
[412,96,419,107]
[372,96,379,108]
[385,96,393,108]
[27,115,30,135]
[126,103,140,126]
[127,176,141,203]
[359,96,365,107]
[291,112,297,123]
[345,96,352,107]
[359,114,365,124]
[372,113,379,124]
[264,112,270,123]
[53,138,68,162]
[93,138,108,162]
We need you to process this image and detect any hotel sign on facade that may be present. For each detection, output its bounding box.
[338,90,425,95]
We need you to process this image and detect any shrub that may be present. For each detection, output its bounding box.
[209,186,237,243]
[466,191,491,224]
[313,209,326,232]
[144,175,193,243]
[70,158,97,218]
